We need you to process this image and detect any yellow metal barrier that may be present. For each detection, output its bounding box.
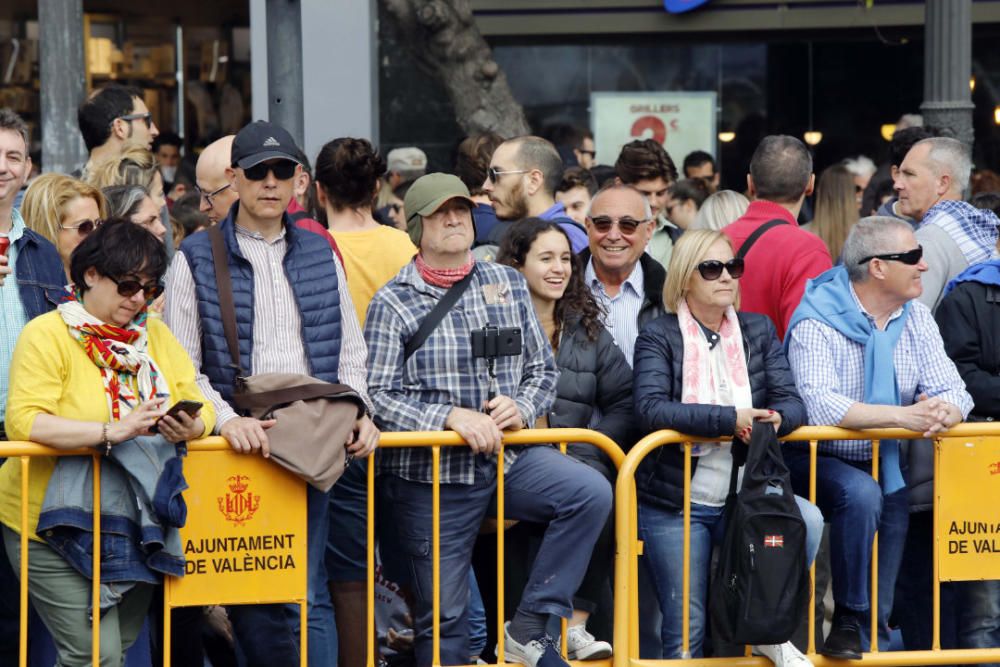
[614,424,1000,667]
[374,428,626,667]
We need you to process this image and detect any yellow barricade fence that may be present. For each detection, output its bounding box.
[614,424,1000,667]
[8,424,1000,667]
[373,428,626,667]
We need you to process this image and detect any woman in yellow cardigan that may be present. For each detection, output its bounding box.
[0,219,214,666]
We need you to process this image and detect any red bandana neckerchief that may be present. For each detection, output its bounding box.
[415,252,475,288]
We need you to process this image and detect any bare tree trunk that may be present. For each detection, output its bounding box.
[381,0,531,137]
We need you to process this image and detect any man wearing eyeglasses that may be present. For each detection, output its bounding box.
[896,137,1000,312]
[165,120,378,667]
[578,184,664,368]
[77,84,159,177]
[482,136,588,252]
[785,217,972,660]
[0,108,66,665]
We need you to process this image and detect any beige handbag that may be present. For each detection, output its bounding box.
[211,226,365,492]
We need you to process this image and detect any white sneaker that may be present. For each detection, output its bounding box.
[502,621,569,667]
[754,641,814,667]
[564,624,613,660]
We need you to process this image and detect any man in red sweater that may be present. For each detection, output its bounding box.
[722,135,832,339]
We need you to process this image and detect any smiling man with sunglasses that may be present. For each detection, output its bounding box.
[165,120,377,667]
[578,184,665,368]
[785,216,972,660]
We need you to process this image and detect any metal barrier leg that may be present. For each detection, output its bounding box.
[497,447,506,663]
[432,446,441,667]
[18,456,28,667]
[871,439,881,654]
[682,442,692,659]
[932,439,941,651]
[92,453,101,666]
[367,456,377,667]
[808,440,818,655]
[300,601,308,667]
[162,594,171,667]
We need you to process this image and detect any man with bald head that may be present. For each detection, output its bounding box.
[482,135,587,251]
[195,136,239,225]
[895,137,1000,311]
[578,184,664,366]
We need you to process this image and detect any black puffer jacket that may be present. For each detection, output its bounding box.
[907,279,1000,512]
[632,311,806,511]
[547,318,634,460]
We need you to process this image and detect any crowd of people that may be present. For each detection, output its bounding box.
[0,82,997,667]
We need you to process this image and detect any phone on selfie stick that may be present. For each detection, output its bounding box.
[471,325,522,410]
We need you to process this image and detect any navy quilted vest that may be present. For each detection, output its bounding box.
[179,209,341,406]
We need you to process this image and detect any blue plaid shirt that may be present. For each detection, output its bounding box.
[787,285,972,460]
[365,260,558,484]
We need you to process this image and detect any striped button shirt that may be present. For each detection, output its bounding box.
[164,223,372,428]
[585,258,645,367]
[365,260,557,485]
[0,209,29,423]
[787,286,972,460]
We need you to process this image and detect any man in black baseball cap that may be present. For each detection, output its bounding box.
[165,119,378,667]
[230,120,303,169]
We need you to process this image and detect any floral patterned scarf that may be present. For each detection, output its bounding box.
[57,292,170,421]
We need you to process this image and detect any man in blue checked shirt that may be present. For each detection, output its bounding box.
[365,173,612,667]
[785,216,972,660]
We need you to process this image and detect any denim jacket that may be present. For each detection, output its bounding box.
[14,228,67,319]
[36,435,188,595]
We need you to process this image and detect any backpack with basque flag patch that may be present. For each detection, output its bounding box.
[710,421,810,645]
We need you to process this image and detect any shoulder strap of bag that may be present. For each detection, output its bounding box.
[736,219,789,260]
[403,264,478,362]
[209,225,246,377]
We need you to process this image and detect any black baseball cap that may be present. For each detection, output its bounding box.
[231,120,303,169]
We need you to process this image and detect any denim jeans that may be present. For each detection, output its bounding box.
[784,447,909,650]
[230,484,336,667]
[382,446,612,666]
[638,495,823,658]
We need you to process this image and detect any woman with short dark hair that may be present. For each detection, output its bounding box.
[0,220,214,666]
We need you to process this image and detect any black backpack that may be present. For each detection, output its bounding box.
[710,421,810,645]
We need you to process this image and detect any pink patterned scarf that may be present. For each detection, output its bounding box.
[415,252,475,288]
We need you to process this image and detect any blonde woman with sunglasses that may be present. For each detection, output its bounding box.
[632,229,823,667]
[20,173,108,278]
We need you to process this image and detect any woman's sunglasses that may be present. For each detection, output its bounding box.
[61,218,102,236]
[696,258,745,281]
[109,276,164,301]
[857,245,923,266]
[243,160,298,181]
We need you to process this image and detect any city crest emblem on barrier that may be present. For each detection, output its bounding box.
[218,475,260,526]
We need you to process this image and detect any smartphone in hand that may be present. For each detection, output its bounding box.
[150,400,204,433]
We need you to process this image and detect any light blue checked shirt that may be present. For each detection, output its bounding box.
[787,284,972,460]
[0,209,29,424]
[586,258,645,367]
[365,260,557,485]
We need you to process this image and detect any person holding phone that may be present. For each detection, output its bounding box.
[0,219,215,666]
[632,229,822,667]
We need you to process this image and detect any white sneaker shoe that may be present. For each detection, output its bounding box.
[564,624,613,660]
[502,622,569,667]
[754,641,813,667]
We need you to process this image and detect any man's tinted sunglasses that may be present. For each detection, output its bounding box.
[858,245,923,266]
